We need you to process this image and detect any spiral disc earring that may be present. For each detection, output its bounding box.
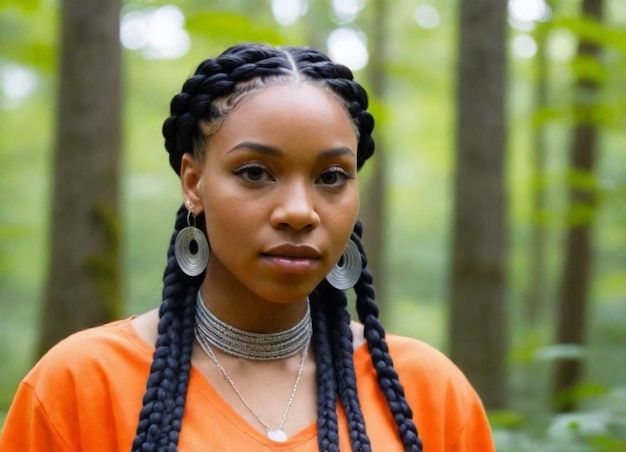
[174,206,209,276]
[325,238,362,290]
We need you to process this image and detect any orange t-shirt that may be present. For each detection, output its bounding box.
[0,318,494,451]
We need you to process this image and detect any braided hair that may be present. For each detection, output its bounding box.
[132,43,422,452]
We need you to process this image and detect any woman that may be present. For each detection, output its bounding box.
[0,43,494,451]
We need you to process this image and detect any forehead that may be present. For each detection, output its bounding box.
[206,83,358,155]
[234,83,350,126]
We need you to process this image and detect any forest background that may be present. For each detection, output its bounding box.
[0,0,625,450]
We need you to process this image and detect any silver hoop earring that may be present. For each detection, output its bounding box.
[325,238,362,290]
[174,207,209,276]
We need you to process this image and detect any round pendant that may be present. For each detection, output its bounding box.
[267,429,288,442]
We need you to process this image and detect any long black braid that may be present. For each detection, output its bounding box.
[132,43,421,451]
[352,222,423,451]
[132,205,199,451]
[310,284,340,451]
[328,285,372,451]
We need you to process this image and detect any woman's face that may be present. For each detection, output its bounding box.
[181,83,360,304]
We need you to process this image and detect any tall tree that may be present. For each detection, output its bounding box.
[449,0,508,409]
[39,0,122,355]
[524,13,551,324]
[360,0,390,316]
[552,0,604,413]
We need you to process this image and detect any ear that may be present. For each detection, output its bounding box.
[180,153,204,215]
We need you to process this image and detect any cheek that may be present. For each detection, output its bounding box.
[199,174,250,228]
[343,185,360,223]
[329,191,360,244]
[203,202,250,236]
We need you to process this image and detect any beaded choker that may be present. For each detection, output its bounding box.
[194,292,312,361]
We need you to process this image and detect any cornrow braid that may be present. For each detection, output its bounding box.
[163,44,375,176]
[163,45,295,175]
[132,205,201,451]
[352,222,423,452]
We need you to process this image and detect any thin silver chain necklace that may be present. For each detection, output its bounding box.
[195,333,309,443]
[193,292,312,442]
[195,292,312,361]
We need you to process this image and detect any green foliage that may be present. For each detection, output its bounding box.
[553,15,626,53]
[0,0,39,12]
[489,410,527,430]
[494,406,626,451]
[496,351,626,451]
[0,1,57,72]
[185,11,286,46]
[1,0,625,448]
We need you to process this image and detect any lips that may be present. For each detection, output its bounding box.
[262,244,322,259]
[261,244,322,274]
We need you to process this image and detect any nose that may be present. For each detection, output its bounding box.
[270,180,321,231]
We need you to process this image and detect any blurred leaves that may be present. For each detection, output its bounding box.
[0,0,625,448]
[0,1,57,72]
[553,16,626,53]
[185,11,286,45]
[535,344,587,361]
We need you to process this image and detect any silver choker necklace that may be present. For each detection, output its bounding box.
[194,292,312,361]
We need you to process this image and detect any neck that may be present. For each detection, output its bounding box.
[195,291,312,361]
[199,283,309,334]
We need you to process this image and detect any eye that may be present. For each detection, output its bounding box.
[233,164,273,184]
[316,168,355,188]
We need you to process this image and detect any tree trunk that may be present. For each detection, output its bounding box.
[552,0,604,414]
[449,0,508,409]
[360,0,389,318]
[524,19,550,324]
[39,0,122,355]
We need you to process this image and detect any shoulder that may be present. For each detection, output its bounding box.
[353,332,494,450]
[358,332,486,417]
[23,317,152,389]
[385,334,464,378]
[351,323,461,379]
[382,333,478,400]
[20,316,153,424]
[381,335,494,450]
[2,318,153,451]
[354,331,480,404]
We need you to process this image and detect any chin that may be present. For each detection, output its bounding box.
[264,292,312,305]
[257,282,322,305]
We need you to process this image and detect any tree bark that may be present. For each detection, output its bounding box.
[552,0,604,413]
[524,19,550,324]
[39,0,122,355]
[360,0,389,318]
[449,0,508,409]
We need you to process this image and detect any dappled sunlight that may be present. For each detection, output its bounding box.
[0,64,38,109]
[513,34,539,59]
[509,0,552,23]
[331,0,365,24]
[271,0,308,26]
[326,27,368,71]
[548,29,578,62]
[120,5,190,59]
[508,0,552,59]
[414,4,441,30]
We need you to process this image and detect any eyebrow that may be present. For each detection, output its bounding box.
[227,141,356,161]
